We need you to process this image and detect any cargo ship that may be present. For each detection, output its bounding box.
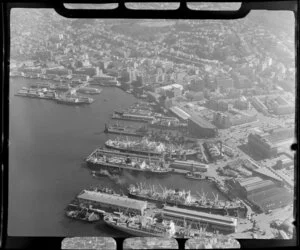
[77,87,102,95]
[103,212,176,237]
[56,95,94,105]
[128,183,247,217]
[105,137,197,157]
[104,124,146,137]
[86,148,172,175]
[149,118,188,130]
[112,107,179,123]
[30,82,53,89]
[112,112,154,123]
[51,83,71,91]
[15,88,46,98]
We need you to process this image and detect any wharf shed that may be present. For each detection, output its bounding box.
[235,177,276,196]
[77,190,147,215]
[188,115,218,138]
[244,180,276,195]
[169,106,191,121]
[170,160,209,172]
[161,206,237,234]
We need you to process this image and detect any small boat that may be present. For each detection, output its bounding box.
[66,208,100,222]
[186,171,206,180]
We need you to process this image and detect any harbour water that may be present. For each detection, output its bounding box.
[9,77,226,237]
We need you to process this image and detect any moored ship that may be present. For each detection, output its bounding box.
[55,95,94,105]
[66,207,100,222]
[86,148,172,175]
[112,112,154,123]
[128,183,247,217]
[105,137,197,157]
[103,212,177,237]
[77,87,102,95]
[185,171,206,180]
[104,124,146,137]
[149,118,188,130]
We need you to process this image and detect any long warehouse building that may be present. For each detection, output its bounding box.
[161,206,237,234]
[77,190,147,215]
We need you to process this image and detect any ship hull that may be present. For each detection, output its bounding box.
[104,220,167,237]
[87,161,171,176]
[105,143,196,157]
[105,128,144,137]
[111,116,151,123]
[56,100,90,105]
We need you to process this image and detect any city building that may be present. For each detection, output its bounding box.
[234,96,250,110]
[207,99,229,112]
[161,206,237,233]
[77,190,147,215]
[156,83,183,98]
[215,75,234,89]
[213,108,257,129]
[45,67,71,76]
[250,96,269,115]
[247,133,278,158]
[266,96,295,115]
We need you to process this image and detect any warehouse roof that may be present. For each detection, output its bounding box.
[188,114,216,129]
[77,190,147,211]
[244,180,275,192]
[253,168,282,182]
[163,206,237,226]
[238,177,263,187]
[173,160,208,168]
[169,106,191,120]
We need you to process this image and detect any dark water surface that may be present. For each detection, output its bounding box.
[8,78,225,236]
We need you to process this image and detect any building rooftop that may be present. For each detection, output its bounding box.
[77,190,147,211]
[244,180,275,192]
[163,206,237,225]
[169,106,191,120]
[238,177,263,187]
[252,167,283,182]
[188,113,216,129]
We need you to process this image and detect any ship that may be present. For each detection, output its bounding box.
[30,82,53,89]
[66,207,100,222]
[51,83,70,91]
[77,87,102,95]
[103,212,176,237]
[55,95,94,105]
[185,171,206,180]
[15,88,46,98]
[86,148,172,175]
[112,112,154,123]
[104,123,146,137]
[105,137,198,157]
[128,183,247,217]
[149,118,188,131]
